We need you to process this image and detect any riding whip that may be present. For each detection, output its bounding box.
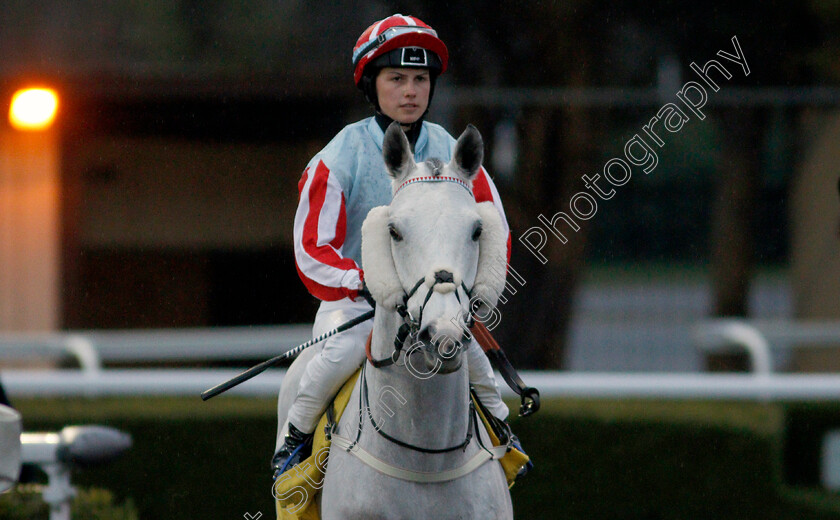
[200,309,375,401]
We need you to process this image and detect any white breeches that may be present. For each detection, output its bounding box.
[285,299,509,434]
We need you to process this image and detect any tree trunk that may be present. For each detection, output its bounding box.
[502,99,598,369]
[706,108,763,371]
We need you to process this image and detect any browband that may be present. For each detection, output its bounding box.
[394,175,473,197]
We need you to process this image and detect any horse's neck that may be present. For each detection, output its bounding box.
[366,311,472,449]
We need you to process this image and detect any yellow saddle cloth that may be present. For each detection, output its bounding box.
[273,370,529,520]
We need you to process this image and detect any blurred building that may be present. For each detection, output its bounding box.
[0,1,392,330]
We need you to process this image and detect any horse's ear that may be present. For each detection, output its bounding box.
[452,124,484,181]
[471,202,508,311]
[361,206,404,310]
[383,122,414,180]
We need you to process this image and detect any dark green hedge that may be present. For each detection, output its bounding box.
[511,413,839,520]
[0,486,138,520]
[11,396,840,519]
[784,404,840,489]
[15,397,278,520]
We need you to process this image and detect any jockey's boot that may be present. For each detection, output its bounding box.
[271,423,314,480]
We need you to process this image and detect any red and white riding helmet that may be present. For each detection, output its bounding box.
[352,14,449,86]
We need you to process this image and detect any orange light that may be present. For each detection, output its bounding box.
[9,88,59,131]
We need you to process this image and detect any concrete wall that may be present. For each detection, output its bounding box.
[0,129,61,331]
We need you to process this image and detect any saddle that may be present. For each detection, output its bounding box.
[273,370,529,520]
[273,368,359,520]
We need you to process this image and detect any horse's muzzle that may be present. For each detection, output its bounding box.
[415,324,468,373]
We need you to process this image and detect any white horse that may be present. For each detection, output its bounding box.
[277,122,512,519]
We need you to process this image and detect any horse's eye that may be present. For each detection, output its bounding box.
[389,224,403,242]
[472,224,482,241]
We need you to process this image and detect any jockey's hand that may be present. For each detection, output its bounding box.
[358,281,376,308]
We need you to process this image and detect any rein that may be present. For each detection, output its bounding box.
[326,362,508,483]
[344,362,476,454]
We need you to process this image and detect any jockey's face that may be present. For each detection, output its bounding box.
[375,67,430,126]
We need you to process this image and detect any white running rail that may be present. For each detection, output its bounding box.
[693,319,840,375]
[2,320,840,401]
[0,324,312,369]
[4,369,840,401]
[0,334,101,376]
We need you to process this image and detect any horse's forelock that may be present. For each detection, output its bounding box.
[425,158,444,177]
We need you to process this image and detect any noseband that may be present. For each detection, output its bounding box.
[366,270,475,368]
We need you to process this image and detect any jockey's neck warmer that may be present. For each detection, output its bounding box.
[375,111,423,151]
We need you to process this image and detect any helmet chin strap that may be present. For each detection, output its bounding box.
[361,67,439,148]
[374,111,423,150]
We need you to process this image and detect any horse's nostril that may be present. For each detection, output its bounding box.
[436,338,461,359]
[417,328,432,344]
[434,270,454,285]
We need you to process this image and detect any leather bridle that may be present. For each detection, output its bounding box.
[360,270,482,456]
[366,270,474,369]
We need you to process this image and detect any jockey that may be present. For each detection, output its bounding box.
[273,13,528,477]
